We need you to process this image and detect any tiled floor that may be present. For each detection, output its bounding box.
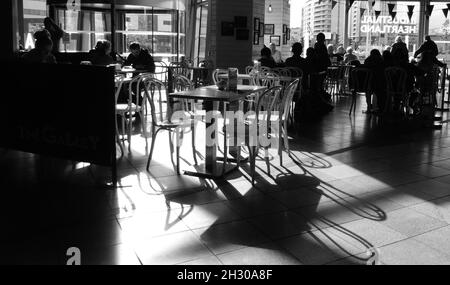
[1,95,450,265]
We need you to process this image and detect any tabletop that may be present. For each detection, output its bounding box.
[116,68,151,74]
[169,85,267,102]
[218,73,298,82]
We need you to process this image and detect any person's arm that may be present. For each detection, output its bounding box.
[414,45,424,58]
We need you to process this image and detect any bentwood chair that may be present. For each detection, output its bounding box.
[238,86,283,184]
[349,67,372,115]
[114,75,125,156]
[212,69,229,85]
[278,79,301,165]
[116,73,150,153]
[144,78,197,174]
[385,67,408,115]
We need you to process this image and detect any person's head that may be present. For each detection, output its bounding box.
[370,49,382,58]
[346,47,353,54]
[395,36,403,43]
[44,17,52,29]
[261,46,272,58]
[35,36,53,54]
[384,45,392,52]
[316,33,325,43]
[306,47,316,59]
[337,46,345,54]
[95,39,112,55]
[269,43,276,52]
[327,44,334,55]
[291,42,303,56]
[129,42,142,57]
[425,35,431,41]
[34,29,51,41]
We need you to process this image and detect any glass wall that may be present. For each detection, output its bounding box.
[348,1,421,61]
[55,8,111,52]
[117,8,185,62]
[21,0,48,49]
[193,0,208,65]
[430,2,450,62]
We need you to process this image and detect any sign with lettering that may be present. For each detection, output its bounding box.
[360,16,418,34]
[0,62,116,168]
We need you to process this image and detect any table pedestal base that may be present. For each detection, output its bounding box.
[183,162,239,179]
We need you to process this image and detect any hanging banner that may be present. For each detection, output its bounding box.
[360,8,366,18]
[407,5,415,13]
[427,5,434,17]
[332,0,337,10]
[444,8,449,18]
[388,3,396,14]
[407,12,414,21]
[390,11,397,21]
[375,10,381,20]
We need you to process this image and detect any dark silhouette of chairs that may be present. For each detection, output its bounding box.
[384,67,408,115]
[349,67,372,115]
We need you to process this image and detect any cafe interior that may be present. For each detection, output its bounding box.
[1,0,450,265]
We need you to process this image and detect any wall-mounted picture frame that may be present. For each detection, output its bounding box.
[264,24,275,35]
[259,22,265,37]
[270,35,281,46]
[283,24,288,34]
[254,18,260,32]
[221,22,234,36]
[234,16,247,28]
[236,29,249,40]
[282,34,287,45]
[253,31,260,45]
[287,28,291,40]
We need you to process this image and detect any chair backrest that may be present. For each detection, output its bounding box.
[385,67,407,96]
[114,75,124,105]
[272,68,291,77]
[287,67,303,78]
[245,66,254,74]
[142,77,166,124]
[173,74,196,112]
[255,86,283,123]
[256,71,280,88]
[260,66,272,73]
[421,66,440,95]
[326,66,340,81]
[351,67,372,93]
[212,68,228,84]
[280,78,301,122]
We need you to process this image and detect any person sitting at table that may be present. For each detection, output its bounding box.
[269,43,283,65]
[382,50,394,68]
[22,34,56,64]
[124,42,156,73]
[285,42,308,86]
[258,46,276,69]
[344,47,358,64]
[391,36,409,66]
[327,44,343,64]
[89,40,114,66]
[363,49,386,113]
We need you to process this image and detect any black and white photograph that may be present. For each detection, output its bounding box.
[264,23,275,35]
[2,0,450,272]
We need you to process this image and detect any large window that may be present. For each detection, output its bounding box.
[117,8,185,62]
[430,2,450,62]
[193,1,208,66]
[56,8,111,52]
[21,0,48,49]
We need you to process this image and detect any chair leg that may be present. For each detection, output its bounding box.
[191,122,198,165]
[176,128,181,175]
[146,127,159,170]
